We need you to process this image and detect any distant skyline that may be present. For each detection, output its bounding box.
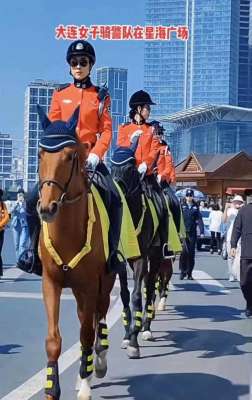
[0,1,145,141]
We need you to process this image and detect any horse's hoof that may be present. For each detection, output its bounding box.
[157,297,166,311]
[142,330,153,341]
[77,378,92,400]
[75,374,92,391]
[127,345,140,359]
[95,350,107,379]
[121,339,130,349]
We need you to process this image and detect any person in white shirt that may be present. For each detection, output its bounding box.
[223,195,244,281]
[209,204,223,255]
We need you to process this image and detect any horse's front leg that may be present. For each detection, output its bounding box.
[158,259,173,311]
[43,275,62,400]
[127,258,147,359]
[118,267,132,349]
[77,287,98,400]
[142,253,160,341]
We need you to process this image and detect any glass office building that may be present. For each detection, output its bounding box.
[238,0,252,107]
[23,80,59,191]
[0,133,13,190]
[96,67,128,163]
[162,104,252,163]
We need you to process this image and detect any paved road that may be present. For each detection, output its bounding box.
[0,233,251,400]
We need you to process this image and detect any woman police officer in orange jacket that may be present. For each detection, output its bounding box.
[150,120,176,187]
[17,40,125,274]
[116,91,170,258]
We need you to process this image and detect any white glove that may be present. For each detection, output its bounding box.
[86,153,100,169]
[130,130,143,143]
[138,162,147,175]
[157,174,162,183]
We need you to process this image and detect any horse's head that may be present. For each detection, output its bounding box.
[37,105,88,222]
[110,139,141,197]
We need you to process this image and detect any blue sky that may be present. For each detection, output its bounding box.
[0,1,145,140]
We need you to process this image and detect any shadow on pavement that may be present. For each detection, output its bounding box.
[142,328,252,359]
[0,344,23,354]
[94,373,249,400]
[174,304,243,322]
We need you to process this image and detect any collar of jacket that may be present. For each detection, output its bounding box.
[132,120,146,126]
[73,76,93,89]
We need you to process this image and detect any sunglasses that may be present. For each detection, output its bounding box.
[70,57,89,68]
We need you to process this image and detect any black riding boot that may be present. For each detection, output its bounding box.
[95,163,126,273]
[17,184,42,276]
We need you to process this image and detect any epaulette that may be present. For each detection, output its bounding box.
[95,84,110,101]
[55,83,71,92]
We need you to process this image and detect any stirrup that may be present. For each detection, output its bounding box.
[17,249,42,276]
[162,244,175,260]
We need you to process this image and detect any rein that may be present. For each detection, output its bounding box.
[39,151,83,206]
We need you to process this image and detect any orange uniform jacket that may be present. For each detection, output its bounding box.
[117,122,160,174]
[0,203,9,231]
[157,143,176,183]
[49,83,112,159]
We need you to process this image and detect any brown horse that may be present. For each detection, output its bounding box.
[37,106,115,400]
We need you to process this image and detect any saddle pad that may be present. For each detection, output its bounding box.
[164,196,182,253]
[146,197,159,241]
[113,181,141,259]
[91,183,140,261]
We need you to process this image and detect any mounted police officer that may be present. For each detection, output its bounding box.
[179,189,204,279]
[116,91,170,258]
[18,40,125,274]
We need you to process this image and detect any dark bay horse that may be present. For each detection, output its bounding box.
[37,106,115,400]
[111,146,163,358]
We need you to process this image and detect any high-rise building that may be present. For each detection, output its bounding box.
[144,0,242,117]
[96,67,128,163]
[0,133,13,190]
[24,80,59,191]
[238,0,252,107]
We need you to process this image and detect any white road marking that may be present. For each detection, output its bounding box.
[0,267,24,282]
[0,291,116,302]
[1,296,122,400]
[192,270,230,294]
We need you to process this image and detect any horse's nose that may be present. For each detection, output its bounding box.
[48,201,58,216]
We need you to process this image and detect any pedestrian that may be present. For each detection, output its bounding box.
[11,189,29,260]
[0,189,10,277]
[223,195,244,281]
[209,204,223,255]
[230,198,252,317]
[199,201,208,211]
[17,39,126,274]
[179,189,204,280]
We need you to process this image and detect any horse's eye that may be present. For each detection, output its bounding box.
[68,154,73,161]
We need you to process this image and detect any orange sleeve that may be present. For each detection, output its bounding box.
[0,204,9,229]
[117,125,127,146]
[91,96,112,159]
[48,90,62,122]
[145,134,161,171]
[161,150,176,183]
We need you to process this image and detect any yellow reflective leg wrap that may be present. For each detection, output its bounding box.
[134,310,143,329]
[80,349,94,379]
[98,322,109,350]
[45,361,60,399]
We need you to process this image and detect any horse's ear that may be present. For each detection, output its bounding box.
[37,104,51,131]
[130,135,140,154]
[66,107,80,131]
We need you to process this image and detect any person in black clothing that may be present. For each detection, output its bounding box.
[231,200,252,317]
[179,189,204,280]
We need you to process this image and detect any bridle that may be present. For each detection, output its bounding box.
[39,151,84,207]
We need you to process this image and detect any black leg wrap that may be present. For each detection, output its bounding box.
[45,361,61,399]
[97,323,109,352]
[80,348,94,379]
